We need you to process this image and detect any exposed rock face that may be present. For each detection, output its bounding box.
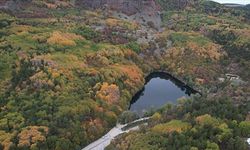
[75,0,161,16]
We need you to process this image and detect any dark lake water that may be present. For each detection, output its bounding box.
[129,72,197,116]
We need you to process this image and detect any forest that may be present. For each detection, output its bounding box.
[0,0,249,150]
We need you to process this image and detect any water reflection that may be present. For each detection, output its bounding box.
[129,72,197,116]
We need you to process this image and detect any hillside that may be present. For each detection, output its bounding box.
[0,0,249,150]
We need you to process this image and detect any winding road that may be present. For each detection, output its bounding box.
[82,117,150,150]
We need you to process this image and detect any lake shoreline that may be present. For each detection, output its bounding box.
[129,71,201,114]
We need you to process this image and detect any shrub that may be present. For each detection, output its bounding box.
[169,33,189,45]
[152,120,191,133]
[47,31,83,46]
[125,42,141,53]
[0,19,13,29]
[74,26,99,40]
[239,121,250,137]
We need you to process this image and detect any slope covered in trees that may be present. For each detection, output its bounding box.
[0,0,249,149]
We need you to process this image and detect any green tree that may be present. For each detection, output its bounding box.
[118,111,139,124]
[239,121,250,137]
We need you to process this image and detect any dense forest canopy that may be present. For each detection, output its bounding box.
[0,0,249,150]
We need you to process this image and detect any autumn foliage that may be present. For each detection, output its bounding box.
[195,114,220,126]
[0,1,250,149]
[47,31,83,46]
[96,82,120,104]
[0,131,13,150]
[17,126,48,148]
[152,120,191,133]
[113,64,144,88]
[106,18,138,30]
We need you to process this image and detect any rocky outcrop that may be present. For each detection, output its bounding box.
[75,0,161,16]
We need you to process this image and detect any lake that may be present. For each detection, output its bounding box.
[129,72,197,116]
